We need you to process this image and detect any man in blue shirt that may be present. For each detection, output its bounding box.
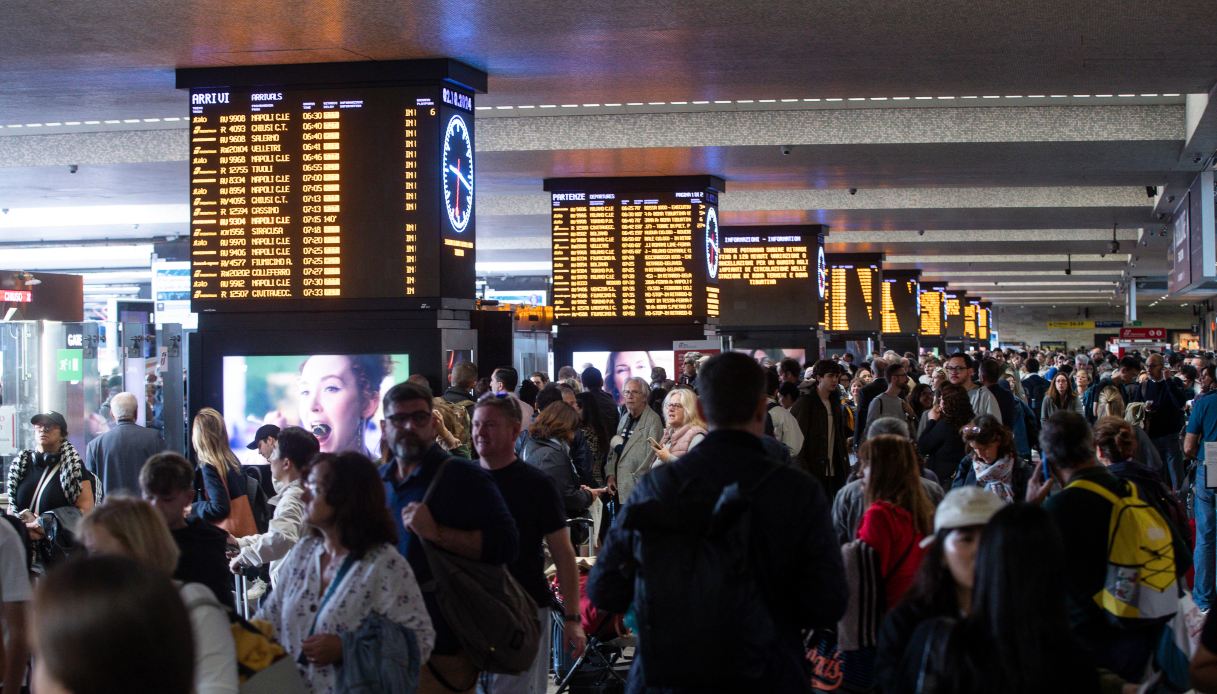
[379,381,519,694]
[1186,390,1217,611]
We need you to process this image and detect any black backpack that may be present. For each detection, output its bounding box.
[1,513,33,573]
[624,462,782,687]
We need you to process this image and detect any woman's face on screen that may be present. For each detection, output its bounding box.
[298,355,374,453]
[612,351,653,399]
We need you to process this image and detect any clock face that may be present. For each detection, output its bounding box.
[442,114,473,233]
[817,246,828,299]
[705,206,719,280]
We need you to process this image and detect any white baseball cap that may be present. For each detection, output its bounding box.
[919,486,1006,548]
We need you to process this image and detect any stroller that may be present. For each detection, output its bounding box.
[548,545,632,693]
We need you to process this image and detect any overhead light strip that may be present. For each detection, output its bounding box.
[470,92,1182,113]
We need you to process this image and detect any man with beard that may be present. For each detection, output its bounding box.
[379,381,519,694]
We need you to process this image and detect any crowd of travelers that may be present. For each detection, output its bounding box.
[9,346,1217,692]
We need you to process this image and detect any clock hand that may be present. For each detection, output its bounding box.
[448,164,472,191]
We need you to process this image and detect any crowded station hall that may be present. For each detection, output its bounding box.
[8,3,1217,693]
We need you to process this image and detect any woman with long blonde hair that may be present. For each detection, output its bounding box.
[857,434,935,609]
[82,497,239,694]
[191,407,256,537]
[650,387,708,465]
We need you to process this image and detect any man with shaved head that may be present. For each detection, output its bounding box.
[85,391,166,497]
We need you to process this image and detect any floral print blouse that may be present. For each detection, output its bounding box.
[255,535,435,693]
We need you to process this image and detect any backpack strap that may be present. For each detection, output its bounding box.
[1067,478,1133,505]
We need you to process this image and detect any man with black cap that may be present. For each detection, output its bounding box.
[245,423,280,499]
[85,391,165,498]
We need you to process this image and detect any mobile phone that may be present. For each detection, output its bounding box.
[647,437,660,448]
[1040,459,1051,482]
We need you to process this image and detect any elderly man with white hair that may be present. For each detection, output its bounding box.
[85,391,166,497]
[605,376,663,505]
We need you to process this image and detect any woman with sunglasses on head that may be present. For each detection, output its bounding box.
[650,387,707,465]
[954,414,1021,503]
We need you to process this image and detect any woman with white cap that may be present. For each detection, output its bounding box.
[874,486,1005,693]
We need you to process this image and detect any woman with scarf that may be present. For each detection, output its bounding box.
[953,415,1020,504]
[649,387,707,465]
[7,411,95,570]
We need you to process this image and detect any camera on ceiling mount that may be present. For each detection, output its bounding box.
[68,164,78,174]
[780,145,792,156]
[848,188,858,195]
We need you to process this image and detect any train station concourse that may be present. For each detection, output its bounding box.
[5,3,1217,694]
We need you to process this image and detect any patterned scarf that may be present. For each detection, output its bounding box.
[972,455,1015,503]
[6,440,86,509]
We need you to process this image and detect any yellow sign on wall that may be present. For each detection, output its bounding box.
[1047,320,1095,329]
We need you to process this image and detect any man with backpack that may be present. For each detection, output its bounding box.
[380,381,521,694]
[588,352,847,691]
[1029,411,1185,684]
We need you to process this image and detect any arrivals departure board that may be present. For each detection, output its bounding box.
[964,301,979,340]
[177,61,484,311]
[944,290,965,339]
[978,303,991,342]
[546,176,723,323]
[717,226,825,327]
[823,254,882,333]
[920,282,947,337]
[880,269,920,334]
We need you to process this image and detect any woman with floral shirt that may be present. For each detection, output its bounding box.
[256,452,434,693]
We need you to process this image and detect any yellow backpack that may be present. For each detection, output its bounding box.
[1067,479,1179,625]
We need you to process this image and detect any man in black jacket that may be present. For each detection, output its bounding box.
[1021,358,1050,419]
[981,358,1017,430]
[581,365,620,439]
[853,356,889,451]
[588,352,847,692]
[1134,353,1189,490]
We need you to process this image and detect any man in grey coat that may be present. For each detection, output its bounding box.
[86,392,165,497]
[605,376,663,505]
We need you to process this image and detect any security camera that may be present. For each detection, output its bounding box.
[1156,212,1166,220]
[1108,240,1120,254]
[780,145,792,156]
[917,229,925,236]
[1065,267,1072,276]
[1,208,7,215]
[68,164,78,174]
[848,188,858,195]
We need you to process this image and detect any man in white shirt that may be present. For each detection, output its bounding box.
[765,369,804,455]
[945,353,1002,423]
[229,425,316,587]
[0,518,31,693]
[492,367,534,423]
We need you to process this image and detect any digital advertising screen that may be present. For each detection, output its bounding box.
[823,254,882,333]
[222,353,411,458]
[733,348,808,368]
[547,176,723,323]
[919,282,946,338]
[718,226,824,327]
[184,72,477,311]
[880,269,920,335]
[572,350,674,403]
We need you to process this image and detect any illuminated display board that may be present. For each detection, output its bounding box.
[546,176,723,323]
[177,61,483,311]
[964,300,979,340]
[944,289,966,339]
[919,282,947,337]
[718,226,825,327]
[978,302,992,341]
[823,254,882,333]
[880,269,920,334]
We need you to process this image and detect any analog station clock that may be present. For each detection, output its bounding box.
[442,114,473,233]
[817,246,828,300]
[705,206,719,280]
